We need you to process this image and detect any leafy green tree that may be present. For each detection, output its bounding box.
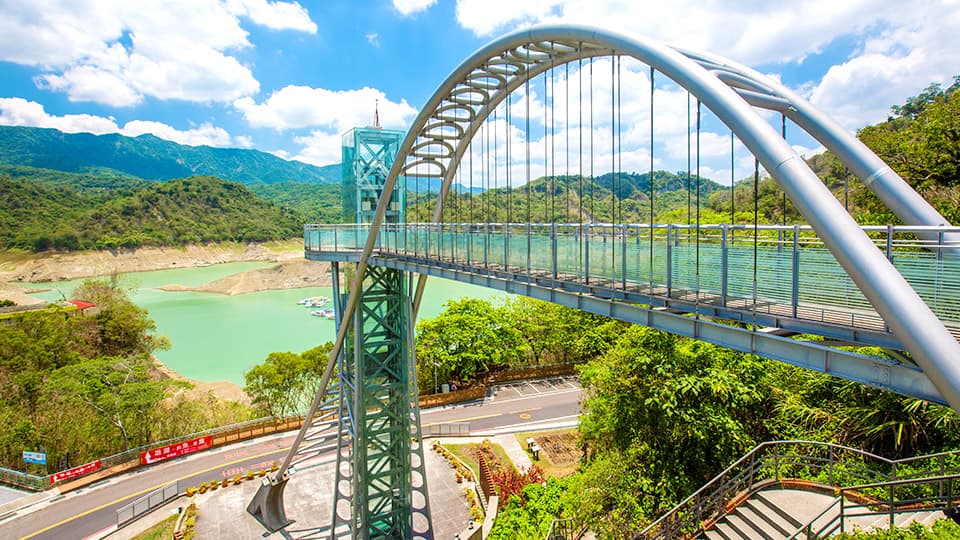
[72,280,170,356]
[488,477,572,540]
[578,326,768,518]
[44,355,179,451]
[244,342,334,417]
[415,298,522,389]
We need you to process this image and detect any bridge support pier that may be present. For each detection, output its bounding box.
[246,472,293,532]
[330,265,433,539]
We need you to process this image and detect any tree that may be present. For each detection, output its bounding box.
[72,280,169,356]
[244,342,334,417]
[44,355,178,451]
[504,297,608,365]
[488,476,571,540]
[415,298,522,387]
[578,326,768,517]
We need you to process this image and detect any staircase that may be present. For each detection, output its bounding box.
[634,442,960,540]
[703,489,946,539]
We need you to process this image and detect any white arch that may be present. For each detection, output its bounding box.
[351,25,960,412]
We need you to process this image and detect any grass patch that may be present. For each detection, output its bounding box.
[513,428,581,478]
[130,513,178,540]
[445,440,517,480]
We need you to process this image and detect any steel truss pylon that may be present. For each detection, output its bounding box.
[247,262,433,539]
[330,264,433,539]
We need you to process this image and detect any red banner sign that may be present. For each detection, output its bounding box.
[140,435,212,465]
[50,460,101,484]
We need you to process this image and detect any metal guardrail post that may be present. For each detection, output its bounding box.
[666,225,673,297]
[552,222,558,279]
[792,225,800,318]
[584,224,591,286]
[721,224,728,307]
[622,223,628,290]
[888,484,895,530]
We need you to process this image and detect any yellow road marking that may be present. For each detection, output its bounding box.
[508,407,542,415]
[20,446,288,540]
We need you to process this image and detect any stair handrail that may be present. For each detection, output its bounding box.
[787,472,960,539]
[633,440,946,540]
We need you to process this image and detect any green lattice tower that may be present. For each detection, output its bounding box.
[342,126,405,224]
[330,265,433,539]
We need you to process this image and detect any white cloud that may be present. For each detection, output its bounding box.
[234,85,418,166]
[225,0,317,33]
[367,32,381,48]
[291,130,343,166]
[0,0,316,106]
[0,97,119,134]
[235,135,255,148]
[393,0,439,16]
[450,0,960,132]
[0,97,248,148]
[806,6,960,129]
[452,0,890,64]
[234,85,417,131]
[121,120,233,147]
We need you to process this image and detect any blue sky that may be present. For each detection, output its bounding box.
[0,0,957,184]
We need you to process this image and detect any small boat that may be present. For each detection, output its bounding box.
[298,296,330,307]
[311,308,335,319]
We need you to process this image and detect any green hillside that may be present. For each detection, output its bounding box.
[249,182,344,224]
[409,171,724,223]
[0,125,340,186]
[707,76,960,226]
[0,174,303,250]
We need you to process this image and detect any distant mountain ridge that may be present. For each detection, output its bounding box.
[0,125,340,186]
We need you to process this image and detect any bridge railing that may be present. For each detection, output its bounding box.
[305,223,960,338]
[633,440,960,539]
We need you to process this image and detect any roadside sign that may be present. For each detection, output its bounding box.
[23,451,46,465]
[140,435,212,466]
[51,460,101,484]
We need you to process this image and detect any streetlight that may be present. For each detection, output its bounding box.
[433,361,441,395]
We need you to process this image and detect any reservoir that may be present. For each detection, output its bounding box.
[24,262,507,386]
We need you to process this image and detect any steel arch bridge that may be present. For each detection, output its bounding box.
[249,25,960,539]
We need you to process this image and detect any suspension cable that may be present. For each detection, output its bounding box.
[565,59,570,221]
[610,50,616,226]
[578,44,584,277]
[589,55,594,223]
[549,43,555,224]
[781,113,787,225]
[730,130,735,224]
[695,99,702,313]
[686,93,691,226]
[648,65,655,299]
[753,157,759,329]
[617,54,622,226]
[525,52,532,273]
[610,50,616,274]
[506,73,512,226]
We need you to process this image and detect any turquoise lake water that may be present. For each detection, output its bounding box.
[21,262,507,385]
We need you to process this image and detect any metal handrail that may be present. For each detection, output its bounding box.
[633,441,960,540]
[788,473,960,538]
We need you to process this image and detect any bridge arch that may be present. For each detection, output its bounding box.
[356,25,960,412]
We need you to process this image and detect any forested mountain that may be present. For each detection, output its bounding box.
[249,182,343,224]
[0,174,302,250]
[410,171,724,223]
[0,125,339,185]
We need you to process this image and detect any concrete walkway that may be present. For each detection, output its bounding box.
[103,434,537,540]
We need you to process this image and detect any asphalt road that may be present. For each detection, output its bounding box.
[0,376,581,540]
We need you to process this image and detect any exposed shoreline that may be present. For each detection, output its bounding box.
[0,241,320,404]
